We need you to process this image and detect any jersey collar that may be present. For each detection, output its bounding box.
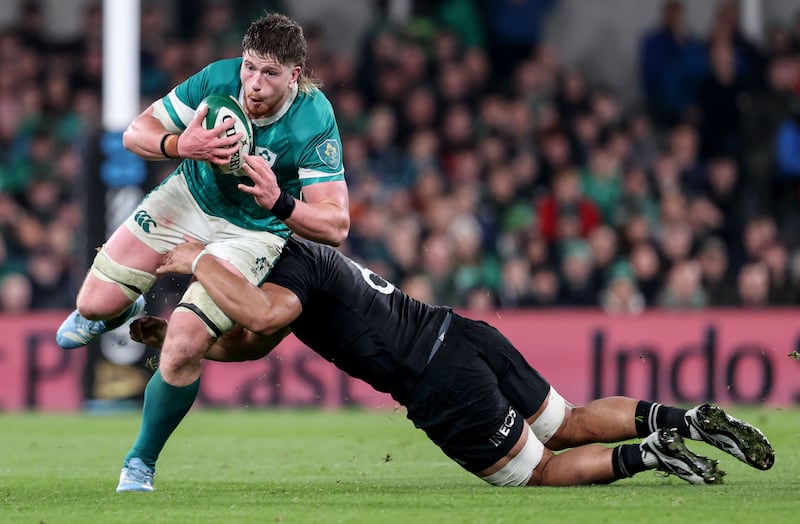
[240,84,298,128]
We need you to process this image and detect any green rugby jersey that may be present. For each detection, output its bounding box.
[153,58,345,235]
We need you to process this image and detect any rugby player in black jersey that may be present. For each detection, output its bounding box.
[126,236,774,491]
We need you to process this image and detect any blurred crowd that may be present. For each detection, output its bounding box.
[2,0,800,315]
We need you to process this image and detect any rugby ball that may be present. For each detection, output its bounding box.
[197,93,254,176]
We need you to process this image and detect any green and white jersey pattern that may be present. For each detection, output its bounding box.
[153,58,345,236]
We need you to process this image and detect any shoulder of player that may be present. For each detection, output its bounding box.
[290,88,336,123]
[278,89,338,143]
[196,57,243,93]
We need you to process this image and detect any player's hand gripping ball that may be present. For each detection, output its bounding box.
[198,93,254,176]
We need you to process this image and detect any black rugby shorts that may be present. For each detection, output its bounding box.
[405,313,551,472]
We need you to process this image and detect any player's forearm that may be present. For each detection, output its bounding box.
[193,255,275,331]
[283,200,350,246]
[205,326,286,362]
[192,254,297,336]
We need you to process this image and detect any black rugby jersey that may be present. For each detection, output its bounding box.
[266,237,451,404]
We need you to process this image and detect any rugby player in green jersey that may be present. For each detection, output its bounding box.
[54,13,350,491]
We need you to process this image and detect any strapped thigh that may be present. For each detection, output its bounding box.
[174,280,234,338]
[90,247,157,300]
[530,386,567,443]
[480,425,543,487]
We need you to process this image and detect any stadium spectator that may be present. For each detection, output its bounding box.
[0,272,33,313]
[696,235,738,306]
[741,215,778,263]
[587,224,620,283]
[419,232,458,306]
[736,261,771,308]
[702,156,748,254]
[580,143,623,224]
[26,245,72,309]
[658,260,707,309]
[537,167,601,245]
[599,261,646,315]
[667,123,705,192]
[497,255,536,308]
[528,265,560,307]
[706,0,765,86]
[740,53,799,213]
[760,240,800,305]
[774,98,800,210]
[639,0,708,127]
[615,164,660,235]
[658,219,695,267]
[695,39,749,159]
[481,0,556,79]
[556,239,601,307]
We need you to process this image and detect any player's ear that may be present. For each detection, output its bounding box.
[289,66,301,87]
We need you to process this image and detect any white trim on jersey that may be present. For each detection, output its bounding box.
[166,88,197,128]
[298,167,345,180]
[152,99,183,134]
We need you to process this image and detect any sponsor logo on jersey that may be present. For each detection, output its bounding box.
[255,146,277,167]
[134,210,157,233]
[315,138,341,170]
[489,406,518,447]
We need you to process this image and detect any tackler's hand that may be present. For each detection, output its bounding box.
[130,316,169,348]
[157,236,207,276]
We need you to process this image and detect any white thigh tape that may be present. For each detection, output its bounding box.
[531,387,567,443]
[481,426,542,487]
[90,247,156,300]
[174,280,234,338]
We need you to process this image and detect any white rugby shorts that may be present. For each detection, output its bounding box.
[123,173,285,285]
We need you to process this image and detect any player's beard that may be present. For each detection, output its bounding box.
[244,89,288,119]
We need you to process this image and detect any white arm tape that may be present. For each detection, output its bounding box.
[191,249,208,274]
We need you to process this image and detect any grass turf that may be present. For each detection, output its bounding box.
[1,407,798,523]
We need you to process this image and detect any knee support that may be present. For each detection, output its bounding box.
[174,280,234,338]
[90,247,157,300]
[531,387,567,443]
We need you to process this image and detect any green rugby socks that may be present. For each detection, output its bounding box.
[123,369,200,469]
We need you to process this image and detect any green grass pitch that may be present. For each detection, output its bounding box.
[1,406,798,523]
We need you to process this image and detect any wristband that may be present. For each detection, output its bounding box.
[270,190,296,220]
[191,249,208,274]
[160,133,178,159]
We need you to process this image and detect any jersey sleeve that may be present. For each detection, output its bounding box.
[296,96,345,187]
[151,67,210,133]
[151,59,242,133]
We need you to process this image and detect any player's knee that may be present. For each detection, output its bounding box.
[158,315,215,375]
[530,386,568,444]
[159,340,206,377]
[88,247,156,303]
[174,281,234,338]
[480,426,543,487]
